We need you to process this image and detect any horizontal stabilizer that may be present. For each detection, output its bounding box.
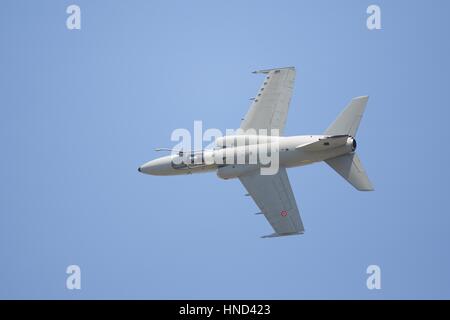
[325,153,374,191]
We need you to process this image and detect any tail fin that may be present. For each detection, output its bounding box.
[324,96,373,191]
[324,96,369,137]
[325,153,374,191]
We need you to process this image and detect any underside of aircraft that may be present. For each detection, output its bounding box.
[139,67,373,238]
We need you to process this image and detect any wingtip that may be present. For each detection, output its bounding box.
[252,66,295,74]
[353,95,369,101]
[261,231,304,238]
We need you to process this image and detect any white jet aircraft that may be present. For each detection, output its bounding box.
[138,67,373,238]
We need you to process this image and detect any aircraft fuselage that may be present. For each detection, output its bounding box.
[138,135,356,177]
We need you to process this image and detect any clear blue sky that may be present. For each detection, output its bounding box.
[1,0,449,299]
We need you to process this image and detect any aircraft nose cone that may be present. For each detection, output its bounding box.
[138,161,156,175]
[138,157,173,175]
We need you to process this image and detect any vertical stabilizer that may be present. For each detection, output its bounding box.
[324,96,368,137]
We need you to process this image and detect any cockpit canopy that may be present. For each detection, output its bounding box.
[171,150,206,169]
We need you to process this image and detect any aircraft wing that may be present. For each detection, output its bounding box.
[239,167,304,237]
[240,67,296,135]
